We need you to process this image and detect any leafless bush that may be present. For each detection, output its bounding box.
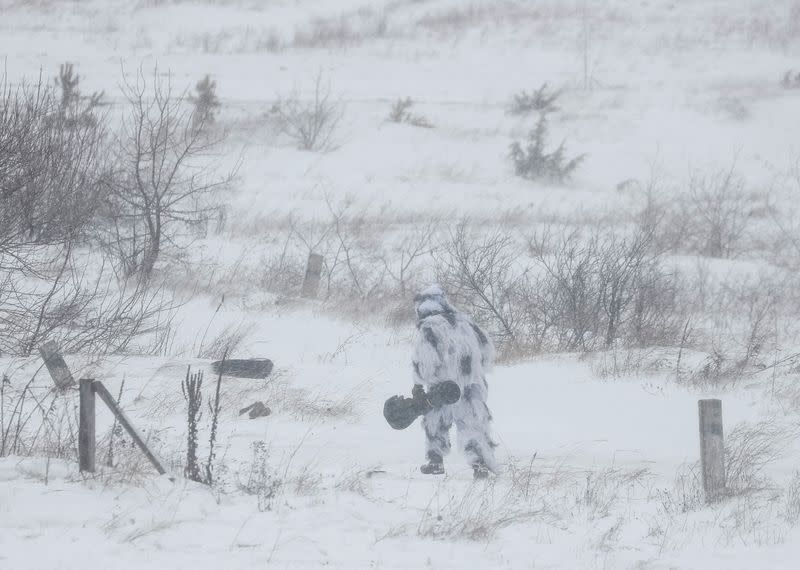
[591,346,669,379]
[781,69,800,89]
[196,321,255,360]
[660,165,755,259]
[335,467,371,496]
[323,198,386,299]
[102,67,232,278]
[239,440,283,511]
[381,220,438,297]
[0,73,108,252]
[725,419,792,496]
[1,249,175,357]
[272,72,344,151]
[417,480,546,541]
[0,68,177,357]
[434,221,682,357]
[656,462,705,516]
[435,222,523,355]
[256,249,306,297]
[528,226,682,352]
[1,376,77,461]
[576,467,652,519]
[769,157,800,269]
[238,438,322,511]
[782,471,800,524]
[292,10,389,49]
[508,83,561,115]
[387,97,432,128]
[683,273,785,388]
[284,384,361,422]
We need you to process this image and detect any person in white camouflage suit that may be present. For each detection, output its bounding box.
[412,285,498,479]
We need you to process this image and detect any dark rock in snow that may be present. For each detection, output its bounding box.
[239,401,271,419]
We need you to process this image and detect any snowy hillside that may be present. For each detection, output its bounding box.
[2,0,800,568]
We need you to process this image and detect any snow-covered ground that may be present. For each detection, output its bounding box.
[3,0,800,568]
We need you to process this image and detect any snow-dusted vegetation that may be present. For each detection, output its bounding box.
[3,0,800,567]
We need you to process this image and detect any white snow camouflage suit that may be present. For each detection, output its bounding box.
[412,285,499,473]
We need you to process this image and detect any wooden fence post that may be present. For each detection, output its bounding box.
[79,378,96,473]
[93,381,168,476]
[301,252,323,299]
[699,398,725,503]
[38,341,75,389]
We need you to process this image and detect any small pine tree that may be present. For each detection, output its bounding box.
[55,63,80,109]
[53,62,104,127]
[189,74,221,130]
[387,97,432,128]
[388,97,413,123]
[510,115,584,183]
[508,83,561,116]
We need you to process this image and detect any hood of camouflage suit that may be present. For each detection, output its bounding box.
[414,285,454,320]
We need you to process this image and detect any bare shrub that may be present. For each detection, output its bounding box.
[434,220,681,357]
[508,83,561,115]
[725,419,792,496]
[417,480,547,541]
[435,222,523,355]
[656,462,705,516]
[239,440,283,511]
[256,249,306,297]
[292,10,388,49]
[284,384,361,422]
[103,67,232,278]
[576,467,652,519]
[590,346,669,379]
[663,165,754,259]
[272,71,344,151]
[335,467,371,496]
[0,69,173,356]
[684,273,785,388]
[0,73,108,249]
[381,220,438,296]
[1,248,175,357]
[387,97,432,128]
[238,438,323,511]
[196,321,255,360]
[0,65,187,356]
[1,376,77,461]
[293,464,324,496]
[528,226,682,352]
[781,69,800,89]
[782,471,800,524]
[510,115,584,183]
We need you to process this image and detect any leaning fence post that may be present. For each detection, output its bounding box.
[79,378,96,473]
[38,340,75,389]
[698,398,725,503]
[300,252,323,299]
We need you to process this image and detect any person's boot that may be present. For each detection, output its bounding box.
[420,452,444,475]
[472,461,490,480]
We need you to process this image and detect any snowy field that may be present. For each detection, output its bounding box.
[3,0,800,568]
